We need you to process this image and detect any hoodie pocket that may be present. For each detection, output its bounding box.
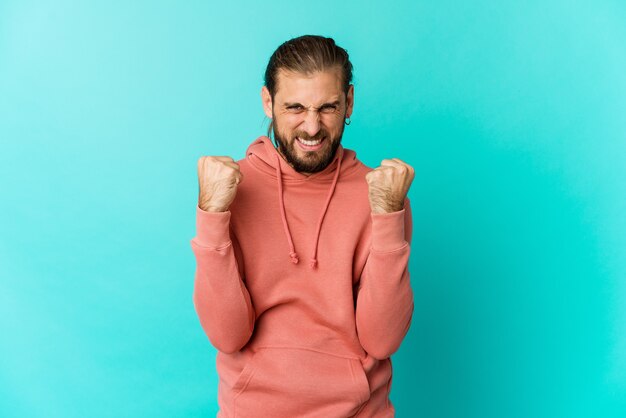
[232,347,371,418]
[231,350,259,395]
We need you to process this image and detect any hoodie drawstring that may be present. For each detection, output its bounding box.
[275,155,299,265]
[309,153,342,268]
[274,149,343,270]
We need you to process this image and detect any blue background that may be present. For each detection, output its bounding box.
[1,1,625,417]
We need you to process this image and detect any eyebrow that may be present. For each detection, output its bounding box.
[283,100,341,108]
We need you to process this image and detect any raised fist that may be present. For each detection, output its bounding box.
[197,156,243,212]
[365,158,414,214]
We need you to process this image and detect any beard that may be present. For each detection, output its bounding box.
[272,116,345,174]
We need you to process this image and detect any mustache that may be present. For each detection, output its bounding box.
[293,130,328,141]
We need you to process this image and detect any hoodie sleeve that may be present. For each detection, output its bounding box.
[355,197,414,360]
[190,205,255,354]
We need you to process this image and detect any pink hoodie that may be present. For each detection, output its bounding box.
[190,135,414,417]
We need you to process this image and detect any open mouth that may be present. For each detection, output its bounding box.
[296,136,325,151]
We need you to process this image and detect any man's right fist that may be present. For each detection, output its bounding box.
[197,156,243,212]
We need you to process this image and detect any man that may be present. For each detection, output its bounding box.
[191,35,415,417]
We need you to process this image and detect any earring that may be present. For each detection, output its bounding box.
[345,117,351,126]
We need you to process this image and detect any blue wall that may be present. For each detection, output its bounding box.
[1,1,625,417]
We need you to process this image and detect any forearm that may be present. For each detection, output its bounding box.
[190,206,255,353]
[355,200,414,360]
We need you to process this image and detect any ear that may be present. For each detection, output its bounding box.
[261,86,273,119]
[346,84,354,118]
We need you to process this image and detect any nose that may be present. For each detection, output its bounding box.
[300,108,321,138]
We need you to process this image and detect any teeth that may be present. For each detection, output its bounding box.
[297,137,323,146]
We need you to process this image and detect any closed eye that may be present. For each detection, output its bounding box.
[320,104,338,112]
[286,105,305,113]
[284,102,341,114]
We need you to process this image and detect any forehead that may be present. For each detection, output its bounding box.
[274,67,344,104]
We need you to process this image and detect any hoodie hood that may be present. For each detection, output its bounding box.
[245,135,360,270]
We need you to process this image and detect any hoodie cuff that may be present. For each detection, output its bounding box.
[194,205,232,248]
[370,208,407,252]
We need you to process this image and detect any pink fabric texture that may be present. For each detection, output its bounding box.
[190,135,414,417]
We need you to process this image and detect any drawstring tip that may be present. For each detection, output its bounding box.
[289,252,299,264]
[309,259,318,269]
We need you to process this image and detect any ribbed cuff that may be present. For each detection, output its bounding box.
[370,208,407,252]
[194,205,232,248]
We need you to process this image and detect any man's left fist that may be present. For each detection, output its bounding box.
[365,158,415,214]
